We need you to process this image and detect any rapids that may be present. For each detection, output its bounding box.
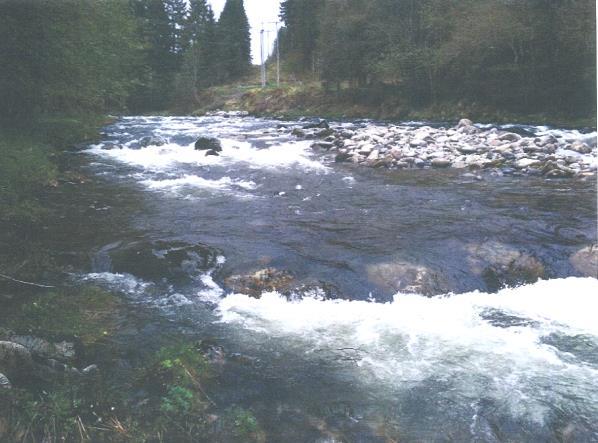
[76,115,597,441]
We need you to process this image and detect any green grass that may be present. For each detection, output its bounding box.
[189,81,596,128]
[2,287,122,344]
[0,135,57,225]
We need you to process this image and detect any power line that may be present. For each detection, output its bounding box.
[260,21,280,88]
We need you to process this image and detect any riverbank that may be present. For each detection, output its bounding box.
[186,82,597,129]
[0,116,267,442]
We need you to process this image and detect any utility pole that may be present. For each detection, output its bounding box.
[260,26,266,88]
[275,21,280,87]
[261,21,281,88]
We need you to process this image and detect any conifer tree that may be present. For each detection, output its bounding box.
[279,0,322,75]
[217,0,252,81]
[177,0,218,98]
[164,0,189,65]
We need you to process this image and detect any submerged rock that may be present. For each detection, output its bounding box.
[291,128,306,138]
[224,268,294,298]
[195,136,222,152]
[205,149,220,156]
[569,245,598,278]
[139,135,167,147]
[467,241,545,291]
[366,261,450,296]
[104,240,221,285]
[288,281,348,301]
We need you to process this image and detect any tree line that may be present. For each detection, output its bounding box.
[0,0,251,125]
[1,0,595,122]
[279,0,596,117]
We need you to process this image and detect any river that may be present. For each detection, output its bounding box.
[54,115,598,441]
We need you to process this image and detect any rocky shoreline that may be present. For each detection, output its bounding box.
[285,117,597,178]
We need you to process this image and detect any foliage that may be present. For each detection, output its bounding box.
[223,406,264,441]
[0,135,56,228]
[0,333,264,442]
[216,0,252,81]
[3,287,121,344]
[0,0,141,124]
[279,0,596,118]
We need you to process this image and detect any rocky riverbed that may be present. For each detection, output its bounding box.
[4,114,596,442]
[283,116,597,178]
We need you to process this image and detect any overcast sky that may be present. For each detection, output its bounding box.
[208,0,282,64]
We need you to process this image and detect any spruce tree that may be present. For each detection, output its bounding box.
[180,0,218,90]
[217,0,251,81]
[164,0,189,64]
[280,0,322,75]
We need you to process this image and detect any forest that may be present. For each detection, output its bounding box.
[280,0,596,117]
[0,0,595,124]
[0,0,251,124]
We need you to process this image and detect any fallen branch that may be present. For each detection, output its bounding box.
[0,272,55,288]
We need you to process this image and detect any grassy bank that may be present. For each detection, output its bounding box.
[0,115,110,282]
[0,115,267,442]
[0,287,264,442]
[187,81,596,129]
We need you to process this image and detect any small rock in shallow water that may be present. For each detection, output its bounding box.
[467,241,545,291]
[291,128,306,137]
[569,245,598,278]
[431,158,451,168]
[0,372,11,389]
[499,132,522,142]
[139,135,167,147]
[457,118,473,128]
[366,261,451,297]
[224,268,295,298]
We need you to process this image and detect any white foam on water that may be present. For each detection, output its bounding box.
[219,139,328,171]
[211,277,598,424]
[196,273,225,303]
[88,138,327,173]
[81,272,151,295]
[141,175,257,195]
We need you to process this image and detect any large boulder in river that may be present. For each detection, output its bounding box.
[569,245,598,278]
[366,261,450,297]
[467,241,545,291]
[224,268,294,298]
[194,137,222,152]
[100,240,221,285]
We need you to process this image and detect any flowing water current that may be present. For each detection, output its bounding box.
[63,115,598,441]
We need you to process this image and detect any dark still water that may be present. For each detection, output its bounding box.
[57,115,598,441]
